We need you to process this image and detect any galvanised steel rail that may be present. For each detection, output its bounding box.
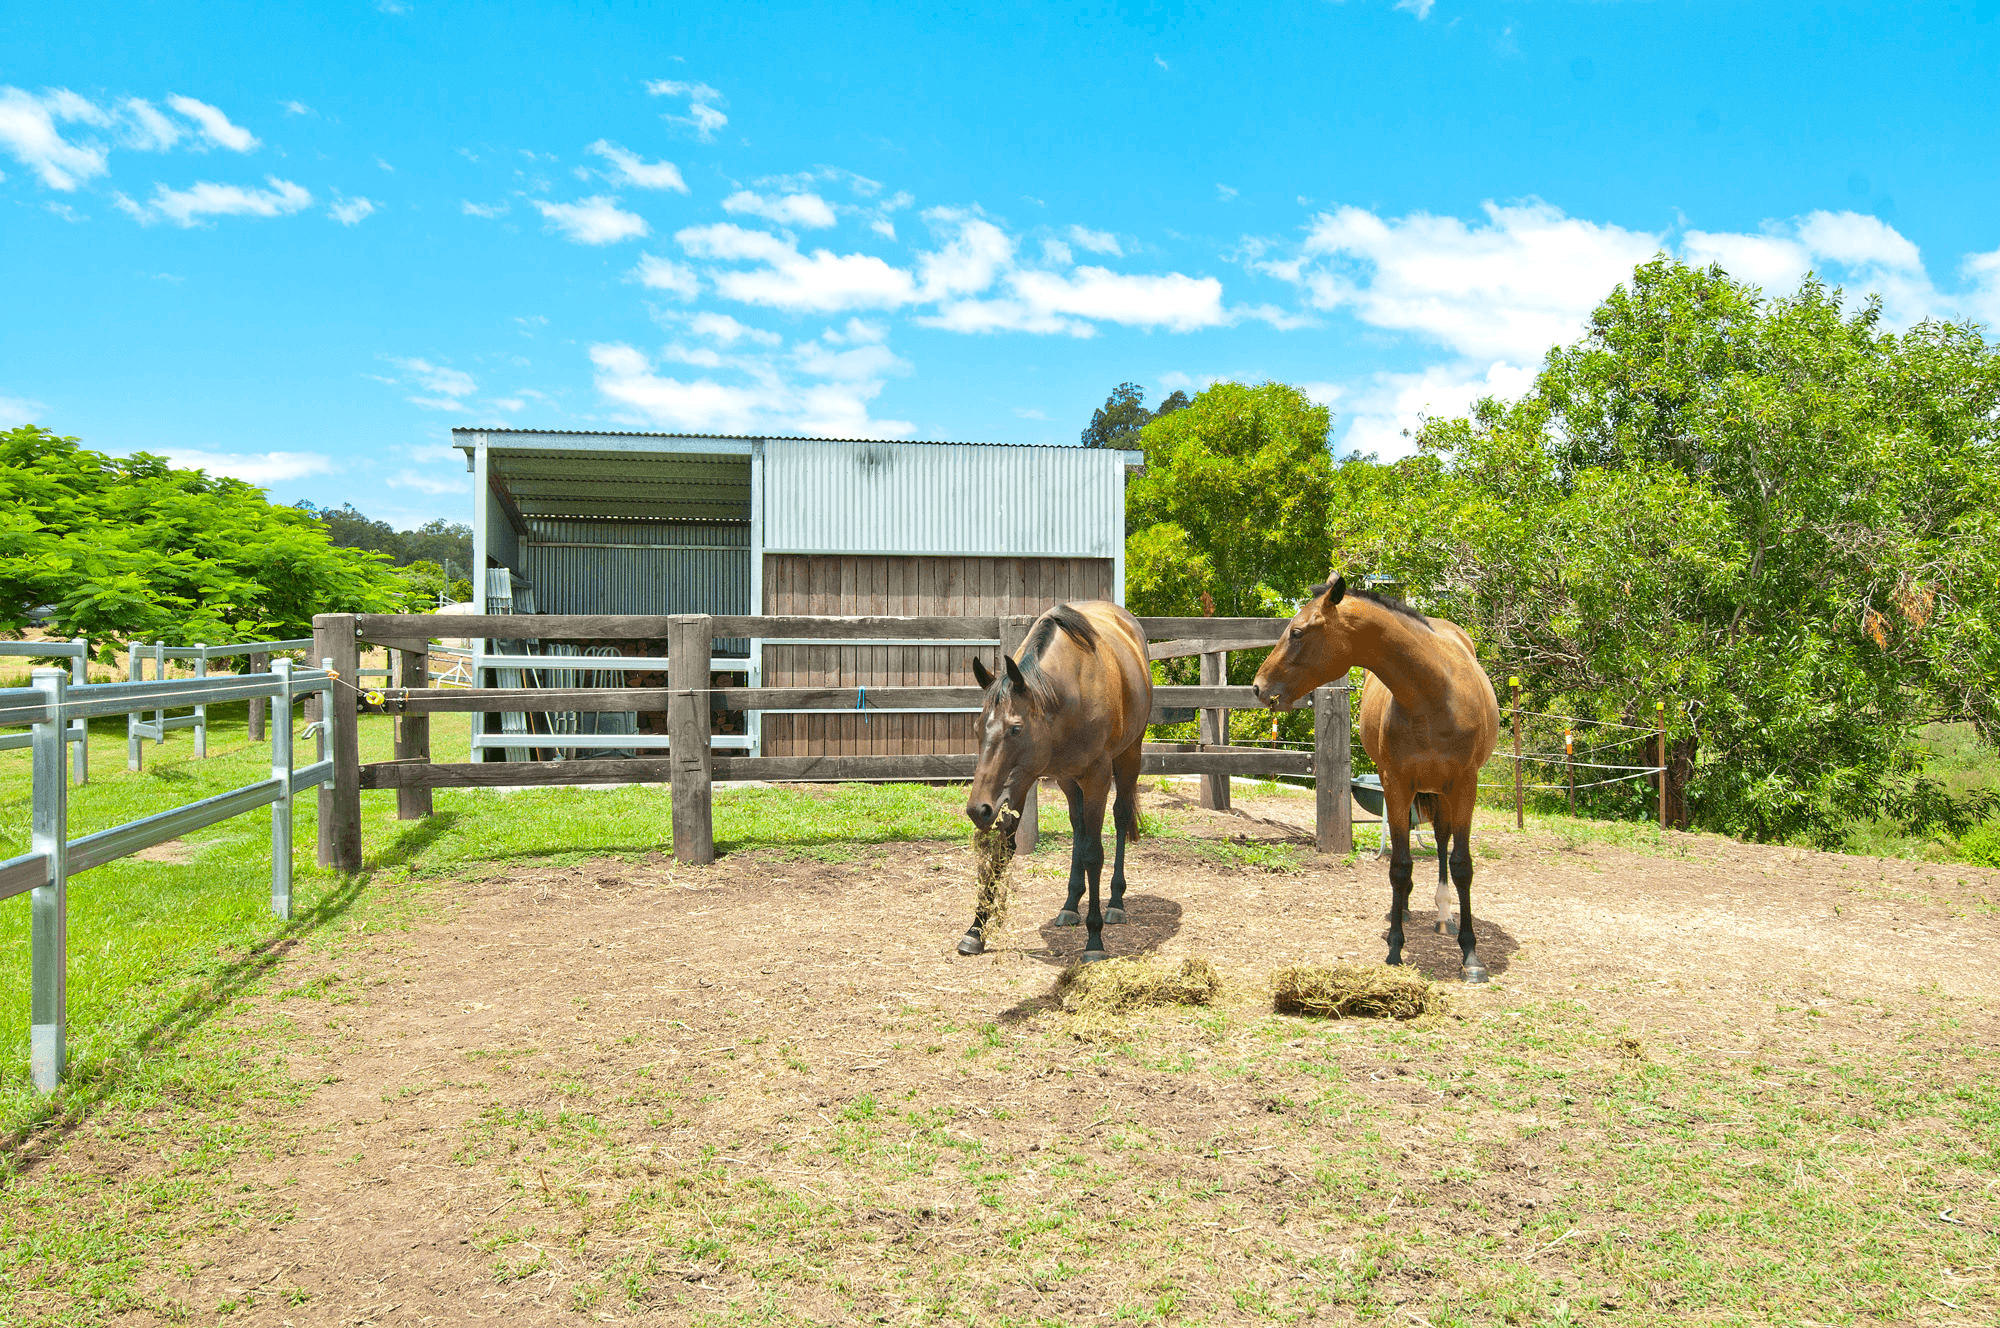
[0,639,89,781]
[125,638,314,770]
[0,659,334,1094]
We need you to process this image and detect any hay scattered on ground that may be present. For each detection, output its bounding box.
[969,821,1016,939]
[1059,956,1224,1015]
[1270,962,1449,1026]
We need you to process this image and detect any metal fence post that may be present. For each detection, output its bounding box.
[127,643,144,772]
[193,644,208,760]
[69,637,88,786]
[30,667,69,1093]
[1314,683,1352,854]
[153,641,166,748]
[271,658,294,920]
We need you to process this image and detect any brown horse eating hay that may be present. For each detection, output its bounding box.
[1252,577,1501,982]
[961,602,1153,963]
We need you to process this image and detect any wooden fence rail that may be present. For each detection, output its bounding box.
[315,610,1346,874]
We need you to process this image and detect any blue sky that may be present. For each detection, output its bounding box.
[5,1,1998,526]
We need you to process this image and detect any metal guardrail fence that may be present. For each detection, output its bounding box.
[124,638,314,770]
[0,660,334,1094]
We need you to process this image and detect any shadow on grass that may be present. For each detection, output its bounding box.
[1,872,372,1172]
[367,810,465,872]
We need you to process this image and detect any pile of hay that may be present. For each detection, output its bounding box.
[1059,955,1223,1015]
[968,821,1017,939]
[1270,963,1449,1026]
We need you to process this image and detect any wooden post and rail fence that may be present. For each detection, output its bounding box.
[312,611,1366,873]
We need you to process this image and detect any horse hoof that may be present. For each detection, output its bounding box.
[1105,907,1126,925]
[1462,964,1489,984]
[1080,949,1109,965]
[1437,918,1458,937]
[1053,910,1080,927]
[956,931,985,956]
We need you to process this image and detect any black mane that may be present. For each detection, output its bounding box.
[1310,581,1433,631]
[1022,603,1098,661]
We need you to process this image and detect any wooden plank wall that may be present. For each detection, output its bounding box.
[759,554,1116,757]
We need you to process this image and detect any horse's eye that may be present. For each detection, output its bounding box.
[1009,723,1022,736]
[1289,627,1304,640]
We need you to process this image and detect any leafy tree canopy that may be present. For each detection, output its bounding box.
[299,502,472,572]
[1341,257,2000,845]
[1081,383,1188,449]
[1,426,412,650]
[1125,380,1336,620]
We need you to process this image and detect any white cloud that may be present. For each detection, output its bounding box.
[166,95,259,151]
[916,211,1014,299]
[1680,228,1811,293]
[0,393,47,428]
[120,98,183,151]
[689,312,781,346]
[590,340,913,437]
[1276,199,1662,362]
[1339,361,1538,461]
[45,201,85,222]
[647,79,728,141]
[1067,225,1122,256]
[1963,247,2000,327]
[1215,184,1238,202]
[0,86,111,189]
[1794,209,1921,271]
[1013,406,1048,420]
[586,139,688,192]
[390,357,477,407]
[118,176,312,226]
[159,449,337,484]
[282,100,314,116]
[630,251,700,300]
[679,223,917,312]
[722,189,837,228]
[1040,238,1073,267]
[386,468,470,496]
[935,266,1228,336]
[462,199,507,218]
[533,194,649,244]
[1394,0,1436,18]
[328,195,378,225]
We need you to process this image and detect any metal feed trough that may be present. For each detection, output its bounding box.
[0,660,334,1094]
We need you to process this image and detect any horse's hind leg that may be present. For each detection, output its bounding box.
[1105,737,1142,924]
[1053,777,1089,927]
[1430,797,1456,935]
[1446,787,1487,982]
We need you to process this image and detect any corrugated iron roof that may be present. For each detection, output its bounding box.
[452,426,1118,451]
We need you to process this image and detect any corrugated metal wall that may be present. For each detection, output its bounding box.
[762,440,1123,557]
[758,552,1116,757]
[519,519,751,617]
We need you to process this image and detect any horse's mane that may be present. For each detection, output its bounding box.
[1311,582,1434,632]
[1006,603,1097,709]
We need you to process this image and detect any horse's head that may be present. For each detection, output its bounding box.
[965,653,1048,832]
[1252,575,1352,710]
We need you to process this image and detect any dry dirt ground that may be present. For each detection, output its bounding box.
[31,786,2000,1326]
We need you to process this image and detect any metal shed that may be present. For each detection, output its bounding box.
[453,429,1144,758]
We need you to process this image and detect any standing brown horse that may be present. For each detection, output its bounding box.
[1252,577,1500,981]
[961,602,1153,963]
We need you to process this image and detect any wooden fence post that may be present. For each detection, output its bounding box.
[1314,682,1352,854]
[314,614,364,873]
[1510,677,1524,831]
[668,615,715,865]
[248,652,268,741]
[998,615,1038,856]
[395,645,433,820]
[1200,649,1231,811]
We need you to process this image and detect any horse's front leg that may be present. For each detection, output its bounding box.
[1447,788,1488,983]
[1073,767,1113,962]
[1053,778,1088,927]
[1382,779,1417,967]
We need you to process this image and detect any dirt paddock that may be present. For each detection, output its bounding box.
[56,786,2000,1325]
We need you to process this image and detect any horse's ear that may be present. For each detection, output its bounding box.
[972,657,994,690]
[1324,576,1346,605]
[1004,654,1028,694]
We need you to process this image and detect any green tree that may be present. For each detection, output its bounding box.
[1354,258,2000,844]
[0,426,409,650]
[1081,382,1152,448]
[1125,381,1335,620]
[302,502,472,570]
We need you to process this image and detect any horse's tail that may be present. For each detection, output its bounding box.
[1412,791,1438,828]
